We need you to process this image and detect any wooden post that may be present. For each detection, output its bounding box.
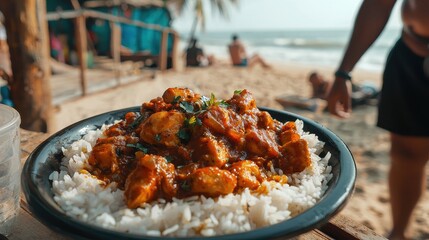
[110,21,121,85]
[0,0,53,132]
[171,32,179,71]
[159,30,168,72]
[75,14,88,96]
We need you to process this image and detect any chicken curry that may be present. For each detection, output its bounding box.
[87,88,311,209]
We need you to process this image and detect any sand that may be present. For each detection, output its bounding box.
[53,61,429,239]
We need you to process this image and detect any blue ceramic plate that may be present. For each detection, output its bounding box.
[22,107,356,240]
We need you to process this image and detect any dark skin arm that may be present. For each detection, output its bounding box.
[327,0,397,118]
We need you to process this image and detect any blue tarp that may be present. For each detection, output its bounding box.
[107,6,173,55]
[136,8,173,55]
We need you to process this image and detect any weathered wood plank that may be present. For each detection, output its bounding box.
[171,32,180,71]
[159,30,168,72]
[110,22,121,85]
[8,208,72,240]
[75,15,88,96]
[319,214,387,240]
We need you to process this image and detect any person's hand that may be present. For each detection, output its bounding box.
[327,77,352,118]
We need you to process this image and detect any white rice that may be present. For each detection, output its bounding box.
[49,120,332,236]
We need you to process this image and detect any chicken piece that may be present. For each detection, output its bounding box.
[88,143,119,173]
[279,130,301,145]
[176,163,199,181]
[124,112,138,125]
[201,106,245,144]
[201,106,229,135]
[282,121,297,132]
[191,132,230,168]
[245,128,280,158]
[279,121,300,145]
[140,111,185,147]
[277,139,311,174]
[160,161,177,200]
[189,167,237,197]
[141,97,171,113]
[124,154,177,208]
[162,87,196,104]
[257,111,275,130]
[227,89,257,114]
[229,160,262,190]
[124,163,158,208]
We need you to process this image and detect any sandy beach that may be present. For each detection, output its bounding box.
[53,61,429,239]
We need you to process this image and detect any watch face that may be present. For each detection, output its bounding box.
[424,56,429,78]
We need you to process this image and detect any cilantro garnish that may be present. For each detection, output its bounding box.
[165,156,173,163]
[218,100,229,108]
[179,101,195,113]
[198,93,228,112]
[171,96,181,104]
[234,89,243,95]
[177,128,190,142]
[181,180,191,191]
[126,143,148,153]
[154,134,161,142]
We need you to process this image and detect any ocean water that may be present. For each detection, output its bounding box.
[179,28,402,72]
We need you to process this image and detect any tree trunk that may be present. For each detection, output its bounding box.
[0,0,53,132]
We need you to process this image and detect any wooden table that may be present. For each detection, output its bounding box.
[6,129,387,240]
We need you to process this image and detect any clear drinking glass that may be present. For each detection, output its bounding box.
[0,104,21,236]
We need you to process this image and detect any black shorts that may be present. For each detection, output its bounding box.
[377,38,429,136]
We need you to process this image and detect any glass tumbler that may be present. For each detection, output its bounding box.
[0,104,21,236]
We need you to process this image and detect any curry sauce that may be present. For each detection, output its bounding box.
[86,88,311,209]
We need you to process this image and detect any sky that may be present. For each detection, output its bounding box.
[172,0,403,32]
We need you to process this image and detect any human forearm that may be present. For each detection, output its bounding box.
[339,0,397,72]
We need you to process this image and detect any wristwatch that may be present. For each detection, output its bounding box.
[335,70,352,81]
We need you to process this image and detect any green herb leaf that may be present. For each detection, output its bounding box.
[165,156,173,163]
[209,93,216,106]
[172,96,181,104]
[184,116,196,127]
[218,100,229,108]
[196,117,202,126]
[126,143,148,153]
[154,134,161,142]
[200,96,210,110]
[177,128,190,142]
[179,101,194,113]
[181,180,191,191]
[234,89,243,95]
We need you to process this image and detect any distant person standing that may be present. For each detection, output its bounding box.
[228,34,270,68]
[327,1,429,239]
[186,38,214,67]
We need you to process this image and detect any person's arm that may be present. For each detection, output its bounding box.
[327,0,397,118]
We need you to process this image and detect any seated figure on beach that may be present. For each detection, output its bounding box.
[308,71,379,107]
[228,34,270,68]
[186,38,214,67]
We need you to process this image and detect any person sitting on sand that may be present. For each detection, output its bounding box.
[228,34,270,68]
[308,71,379,107]
[186,38,214,67]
